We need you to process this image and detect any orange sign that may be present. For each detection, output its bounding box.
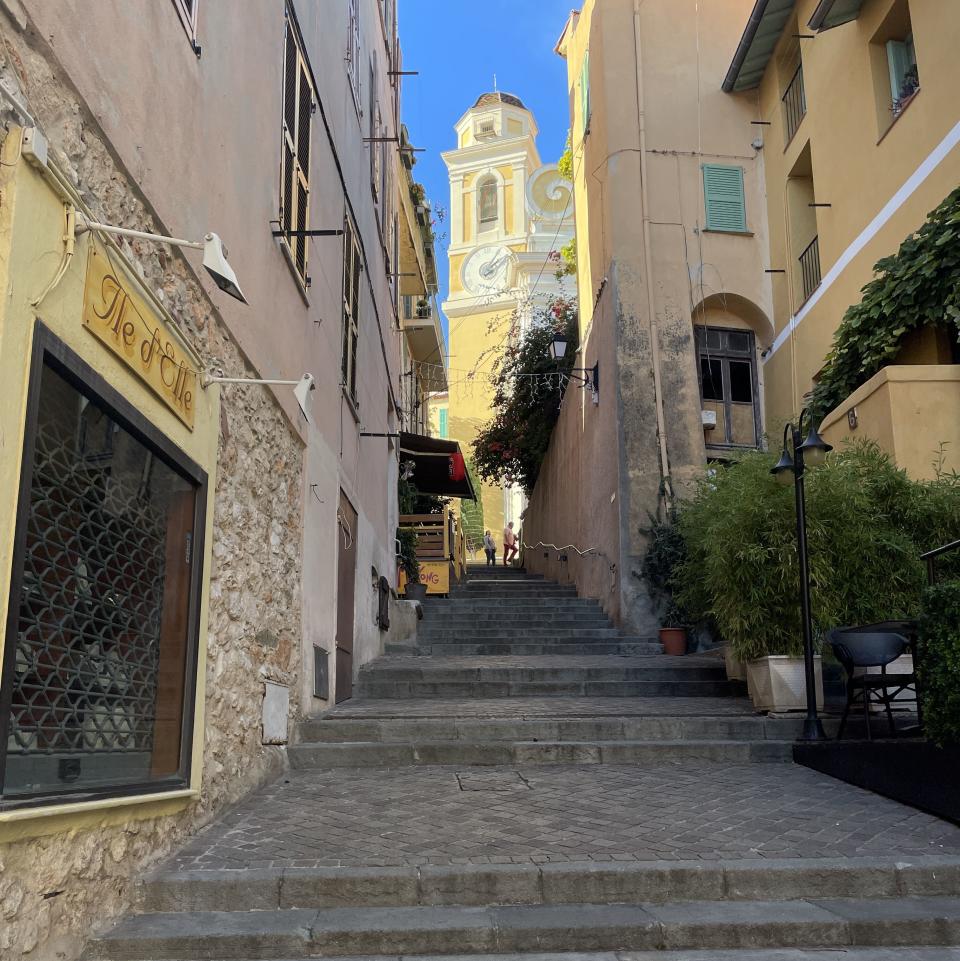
[83,245,197,428]
[399,561,450,596]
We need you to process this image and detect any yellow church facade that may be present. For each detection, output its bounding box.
[441,92,575,551]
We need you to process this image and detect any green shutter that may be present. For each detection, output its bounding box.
[581,51,591,133]
[703,164,746,232]
[438,408,448,439]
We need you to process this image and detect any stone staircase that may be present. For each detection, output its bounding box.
[82,565,960,960]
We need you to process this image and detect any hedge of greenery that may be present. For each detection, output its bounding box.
[665,441,960,661]
[810,186,960,418]
[919,580,960,747]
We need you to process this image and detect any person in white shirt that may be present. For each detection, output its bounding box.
[483,530,496,566]
[503,522,519,566]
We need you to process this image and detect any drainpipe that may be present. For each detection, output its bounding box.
[632,0,674,513]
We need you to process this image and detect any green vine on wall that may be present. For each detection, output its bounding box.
[810,186,960,418]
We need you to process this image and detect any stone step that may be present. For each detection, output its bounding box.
[407,642,664,656]
[415,629,633,641]
[419,625,618,636]
[286,738,792,768]
[422,599,603,610]
[421,612,612,625]
[137,856,960,913]
[82,895,960,958]
[357,679,739,698]
[297,714,792,743]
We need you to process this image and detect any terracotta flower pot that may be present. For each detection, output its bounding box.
[659,627,687,656]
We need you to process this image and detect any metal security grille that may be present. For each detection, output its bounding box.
[11,418,166,762]
[799,235,821,303]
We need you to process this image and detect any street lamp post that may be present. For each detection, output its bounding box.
[770,408,833,742]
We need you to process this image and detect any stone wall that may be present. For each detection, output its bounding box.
[0,10,304,960]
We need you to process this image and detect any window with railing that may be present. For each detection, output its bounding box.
[782,64,806,144]
[799,235,821,303]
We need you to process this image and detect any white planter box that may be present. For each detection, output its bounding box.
[724,647,746,681]
[747,655,824,713]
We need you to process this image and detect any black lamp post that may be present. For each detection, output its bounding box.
[770,407,833,742]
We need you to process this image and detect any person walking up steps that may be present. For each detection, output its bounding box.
[503,521,519,566]
[483,530,497,566]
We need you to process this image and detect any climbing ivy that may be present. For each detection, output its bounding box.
[810,186,960,417]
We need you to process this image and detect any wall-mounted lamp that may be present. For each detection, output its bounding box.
[548,333,600,399]
[75,215,246,304]
[201,372,316,422]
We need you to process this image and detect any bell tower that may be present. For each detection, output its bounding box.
[440,93,574,552]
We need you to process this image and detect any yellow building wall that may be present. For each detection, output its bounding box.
[756,0,960,441]
[448,306,515,545]
[0,150,218,838]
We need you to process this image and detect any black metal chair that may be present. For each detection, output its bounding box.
[827,629,917,740]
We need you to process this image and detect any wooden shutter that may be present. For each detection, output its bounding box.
[703,165,746,232]
[281,14,314,282]
[341,217,361,400]
[581,51,591,133]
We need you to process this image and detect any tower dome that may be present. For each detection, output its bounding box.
[472,91,526,110]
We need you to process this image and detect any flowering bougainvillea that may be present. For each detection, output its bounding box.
[471,298,579,494]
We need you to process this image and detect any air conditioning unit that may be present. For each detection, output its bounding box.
[701,409,717,430]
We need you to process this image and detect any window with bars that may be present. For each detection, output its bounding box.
[280,10,315,285]
[342,215,362,402]
[703,164,747,233]
[347,0,361,113]
[696,327,760,449]
[1,327,206,807]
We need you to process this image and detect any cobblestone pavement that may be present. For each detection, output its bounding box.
[329,696,755,718]
[170,762,960,871]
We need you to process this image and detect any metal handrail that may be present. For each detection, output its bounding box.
[922,539,960,586]
[523,540,601,558]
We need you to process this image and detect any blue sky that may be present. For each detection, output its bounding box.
[398,0,575,345]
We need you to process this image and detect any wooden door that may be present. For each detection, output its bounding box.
[335,492,357,703]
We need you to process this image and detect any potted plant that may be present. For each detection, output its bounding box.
[659,604,688,657]
[397,527,426,602]
[639,511,690,656]
[415,299,431,319]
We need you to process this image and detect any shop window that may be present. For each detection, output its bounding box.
[478,176,498,230]
[280,7,316,286]
[696,326,760,449]
[341,214,362,402]
[1,328,205,808]
[703,165,747,233]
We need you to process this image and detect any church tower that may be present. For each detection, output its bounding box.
[441,92,574,550]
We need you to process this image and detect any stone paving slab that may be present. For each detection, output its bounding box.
[299,952,960,960]
[168,763,960,872]
[326,697,756,718]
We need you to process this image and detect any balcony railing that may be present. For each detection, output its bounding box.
[799,235,821,303]
[782,65,807,144]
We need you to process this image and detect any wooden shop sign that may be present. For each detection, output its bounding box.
[83,245,196,429]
